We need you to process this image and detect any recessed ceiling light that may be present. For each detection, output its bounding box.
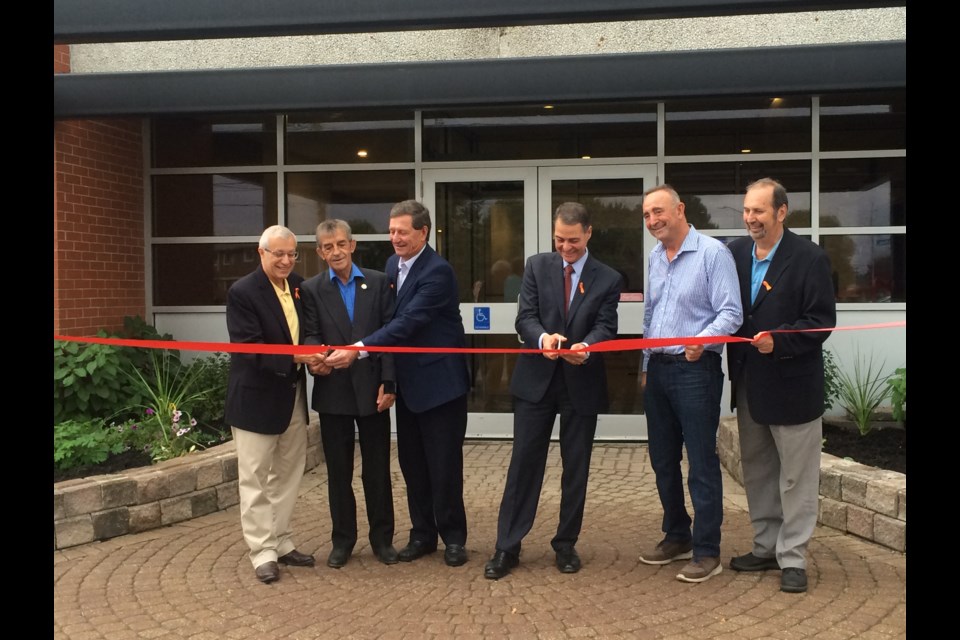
[543,105,554,110]
[770,97,783,107]
[581,155,592,160]
[357,149,368,158]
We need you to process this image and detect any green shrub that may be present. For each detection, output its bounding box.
[54,419,128,471]
[124,349,222,462]
[53,316,175,424]
[887,367,906,423]
[823,348,842,413]
[836,349,891,436]
[185,353,231,436]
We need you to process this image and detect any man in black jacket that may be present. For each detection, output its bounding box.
[727,178,837,594]
[225,225,321,584]
[301,219,398,569]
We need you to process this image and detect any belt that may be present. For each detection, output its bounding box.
[649,350,720,364]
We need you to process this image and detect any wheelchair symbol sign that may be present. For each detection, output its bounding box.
[474,306,490,330]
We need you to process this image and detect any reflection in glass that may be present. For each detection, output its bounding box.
[435,181,525,304]
[821,235,905,303]
[153,174,278,237]
[605,336,645,415]
[285,110,415,164]
[298,240,396,279]
[152,116,277,167]
[820,90,906,151]
[665,96,811,155]
[551,179,644,294]
[665,162,811,229]
[819,158,906,227]
[285,171,415,235]
[423,103,657,161]
[153,243,261,306]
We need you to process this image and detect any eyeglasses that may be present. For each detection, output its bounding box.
[266,250,299,260]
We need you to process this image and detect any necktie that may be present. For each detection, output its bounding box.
[397,262,407,292]
[564,264,574,315]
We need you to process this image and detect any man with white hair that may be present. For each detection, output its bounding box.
[225,225,321,584]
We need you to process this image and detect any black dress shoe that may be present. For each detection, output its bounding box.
[278,549,316,567]
[781,567,808,593]
[729,552,779,572]
[484,550,519,580]
[444,544,468,567]
[255,561,279,584]
[326,546,353,569]
[555,548,582,574]
[397,540,437,562]
[374,545,399,565]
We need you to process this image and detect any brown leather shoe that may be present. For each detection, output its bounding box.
[255,561,279,584]
[278,549,315,567]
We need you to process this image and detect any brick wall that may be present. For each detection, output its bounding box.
[54,47,146,335]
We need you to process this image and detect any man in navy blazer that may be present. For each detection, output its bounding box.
[325,200,471,567]
[727,178,836,594]
[224,225,321,584]
[484,202,621,580]
[300,219,398,569]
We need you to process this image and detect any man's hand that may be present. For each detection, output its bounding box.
[542,333,567,360]
[640,371,647,394]
[750,331,775,355]
[684,344,704,362]
[324,348,359,369]
[560,342,589,365]
[294,352,325,367]
[376,384,396,413]
[308,358,333,376]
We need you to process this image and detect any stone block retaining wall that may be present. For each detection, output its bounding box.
[54,420,322,550]
[718,416,906,553]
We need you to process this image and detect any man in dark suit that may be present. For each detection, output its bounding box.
[483,202,621,580]
[727,178,836,594]
[324,200,471,568]
[224,225,320,584]
[301,219,398,569]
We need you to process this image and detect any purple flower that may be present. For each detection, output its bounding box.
[131,424,139,430]
[172,410,182,423]
[190,418,198,427]
[176,427,191,437]
[145,408,155,416]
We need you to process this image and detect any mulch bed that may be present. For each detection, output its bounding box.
[821,421,906,474]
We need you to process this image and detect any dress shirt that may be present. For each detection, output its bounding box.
[642,225,742,371]
[538,249,591,354]
[330,263,365,323]
[397,245,427,292]
[750,233,784,305]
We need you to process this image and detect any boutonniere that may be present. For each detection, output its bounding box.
[390,282,395,289]
[761,280,772,292]
[579,282,585,294]
[294,287,300,299]
[360,283,367,290]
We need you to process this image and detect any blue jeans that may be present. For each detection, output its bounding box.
[644,351,724,559]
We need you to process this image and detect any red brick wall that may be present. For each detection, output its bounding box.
[54,44,70,74]
[54,45,146,335]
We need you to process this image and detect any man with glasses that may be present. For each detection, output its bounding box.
[225,225,321,584]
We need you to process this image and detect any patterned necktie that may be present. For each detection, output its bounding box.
[564,264,574,315]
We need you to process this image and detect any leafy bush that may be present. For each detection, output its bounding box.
[124,349,222,462]
[836,349,891,436]
[823,348,842,413]
[54,419,129,471]
[887,367,906,423]
[53,316,174,424]
[185,353,230,435]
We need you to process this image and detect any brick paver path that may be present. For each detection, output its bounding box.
[54,442,906,639]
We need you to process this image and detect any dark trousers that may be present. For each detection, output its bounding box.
[644,351,725,559]
[319,411,394,551]
[496,367,598,555]
[395,392,468,547]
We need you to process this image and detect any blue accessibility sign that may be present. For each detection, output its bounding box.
[474,306,491,330]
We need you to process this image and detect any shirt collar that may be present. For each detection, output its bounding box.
[328,263,364,284]
[565,248,590,272]
[752,231,785,264]
[399,244,428,270]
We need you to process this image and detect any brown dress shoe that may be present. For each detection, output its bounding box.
[255,561,279,584]
[278,549,315,567]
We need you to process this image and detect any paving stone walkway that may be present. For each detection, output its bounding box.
[54,442,906,639]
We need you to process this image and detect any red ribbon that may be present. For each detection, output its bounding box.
[53,321,904,356]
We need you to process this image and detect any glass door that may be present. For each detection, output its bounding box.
[424,164,657,439]
[423,168,538,437]
[539,165,658,439]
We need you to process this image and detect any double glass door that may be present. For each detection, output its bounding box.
[423,164,657,439]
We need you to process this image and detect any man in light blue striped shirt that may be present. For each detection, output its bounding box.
[638,184,742,584]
